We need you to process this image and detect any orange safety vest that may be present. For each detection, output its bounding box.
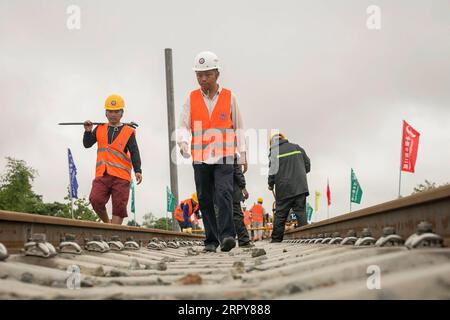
[95,124,134,182]
[251,204,264,222]
[174,199,199,223]
[190,88,236,162]
[243,210,251,226]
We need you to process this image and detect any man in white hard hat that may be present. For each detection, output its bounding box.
[177,51,247,252]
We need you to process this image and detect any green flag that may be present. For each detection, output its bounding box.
[130,179,135,213]
[306,202,313,223]
[351,168,363,204]
[166,186,175,212]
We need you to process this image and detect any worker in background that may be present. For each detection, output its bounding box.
[250,198,265,241]
[243,205,252,239]
[83,94,142,225]
[177,51,247,253]
[267,220,273,237]
[263,210,272,239]
[232,157,253,247]
[174,193,200,233]
[268,133,310,242]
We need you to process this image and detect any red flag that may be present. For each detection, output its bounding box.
[326,179,331,206]
[401,121,420,173]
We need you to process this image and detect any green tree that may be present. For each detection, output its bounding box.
[152,217,173,230]
[127,220,141,227]
[63,188,98,221]
[36,201,69,217]
[0,157,98,221]
[412,180,449,194]
[0,157,43,213]
[142,212,157,228]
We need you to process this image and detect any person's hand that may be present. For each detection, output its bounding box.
[135,172,143,185]
[268,185,274,191]
[84,120,93,132]
[180,142,191,159]
[241,152,248,174]
[242,161,248,174]
[242,188,249,200]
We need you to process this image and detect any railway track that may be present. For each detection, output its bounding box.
[0,186,449,300]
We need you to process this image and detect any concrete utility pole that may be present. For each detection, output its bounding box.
[164,48,180,231]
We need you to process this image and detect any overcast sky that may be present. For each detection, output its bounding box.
[1,0,449,224]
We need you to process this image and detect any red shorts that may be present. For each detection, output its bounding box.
[89,174,130,218]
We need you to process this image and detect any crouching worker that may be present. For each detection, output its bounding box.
[84,94,142,225]
[268,133,310,242]
[174,193,200,233]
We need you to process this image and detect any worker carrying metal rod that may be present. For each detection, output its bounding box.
[268,132,310,242]
[177,51,247,253]
[83,94,143,225]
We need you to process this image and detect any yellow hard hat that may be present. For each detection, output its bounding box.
[105,94,125,111]
[269,132,286,146]
[192,192,198,203]
[257,197,263,203]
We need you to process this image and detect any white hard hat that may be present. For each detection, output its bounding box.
[193,51,220,71]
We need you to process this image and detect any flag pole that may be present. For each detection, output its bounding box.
[67,148,74,219]
[166,211,169,230]
[327,178,329,219]
[349,169,352,213]
[398,120,404,198]
[71,198,74,219]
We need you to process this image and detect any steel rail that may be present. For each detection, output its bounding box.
[285,185,450,246]
[0,210,203,253]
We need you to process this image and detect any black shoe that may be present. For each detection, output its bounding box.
[270,239,283,243]
[239,242,255,248]
[220,237,236,252]
[203,244,217,252]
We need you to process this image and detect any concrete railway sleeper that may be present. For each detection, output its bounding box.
[0,186,449,299]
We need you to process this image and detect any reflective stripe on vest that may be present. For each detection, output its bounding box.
[97,147,132,163]
[190,88,236,162]
[96,160,131,173]
[95,124,134,181]
[277,150,302,159]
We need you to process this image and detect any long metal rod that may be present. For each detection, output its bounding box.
[59,122,139,128]
[164,48,180,232]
